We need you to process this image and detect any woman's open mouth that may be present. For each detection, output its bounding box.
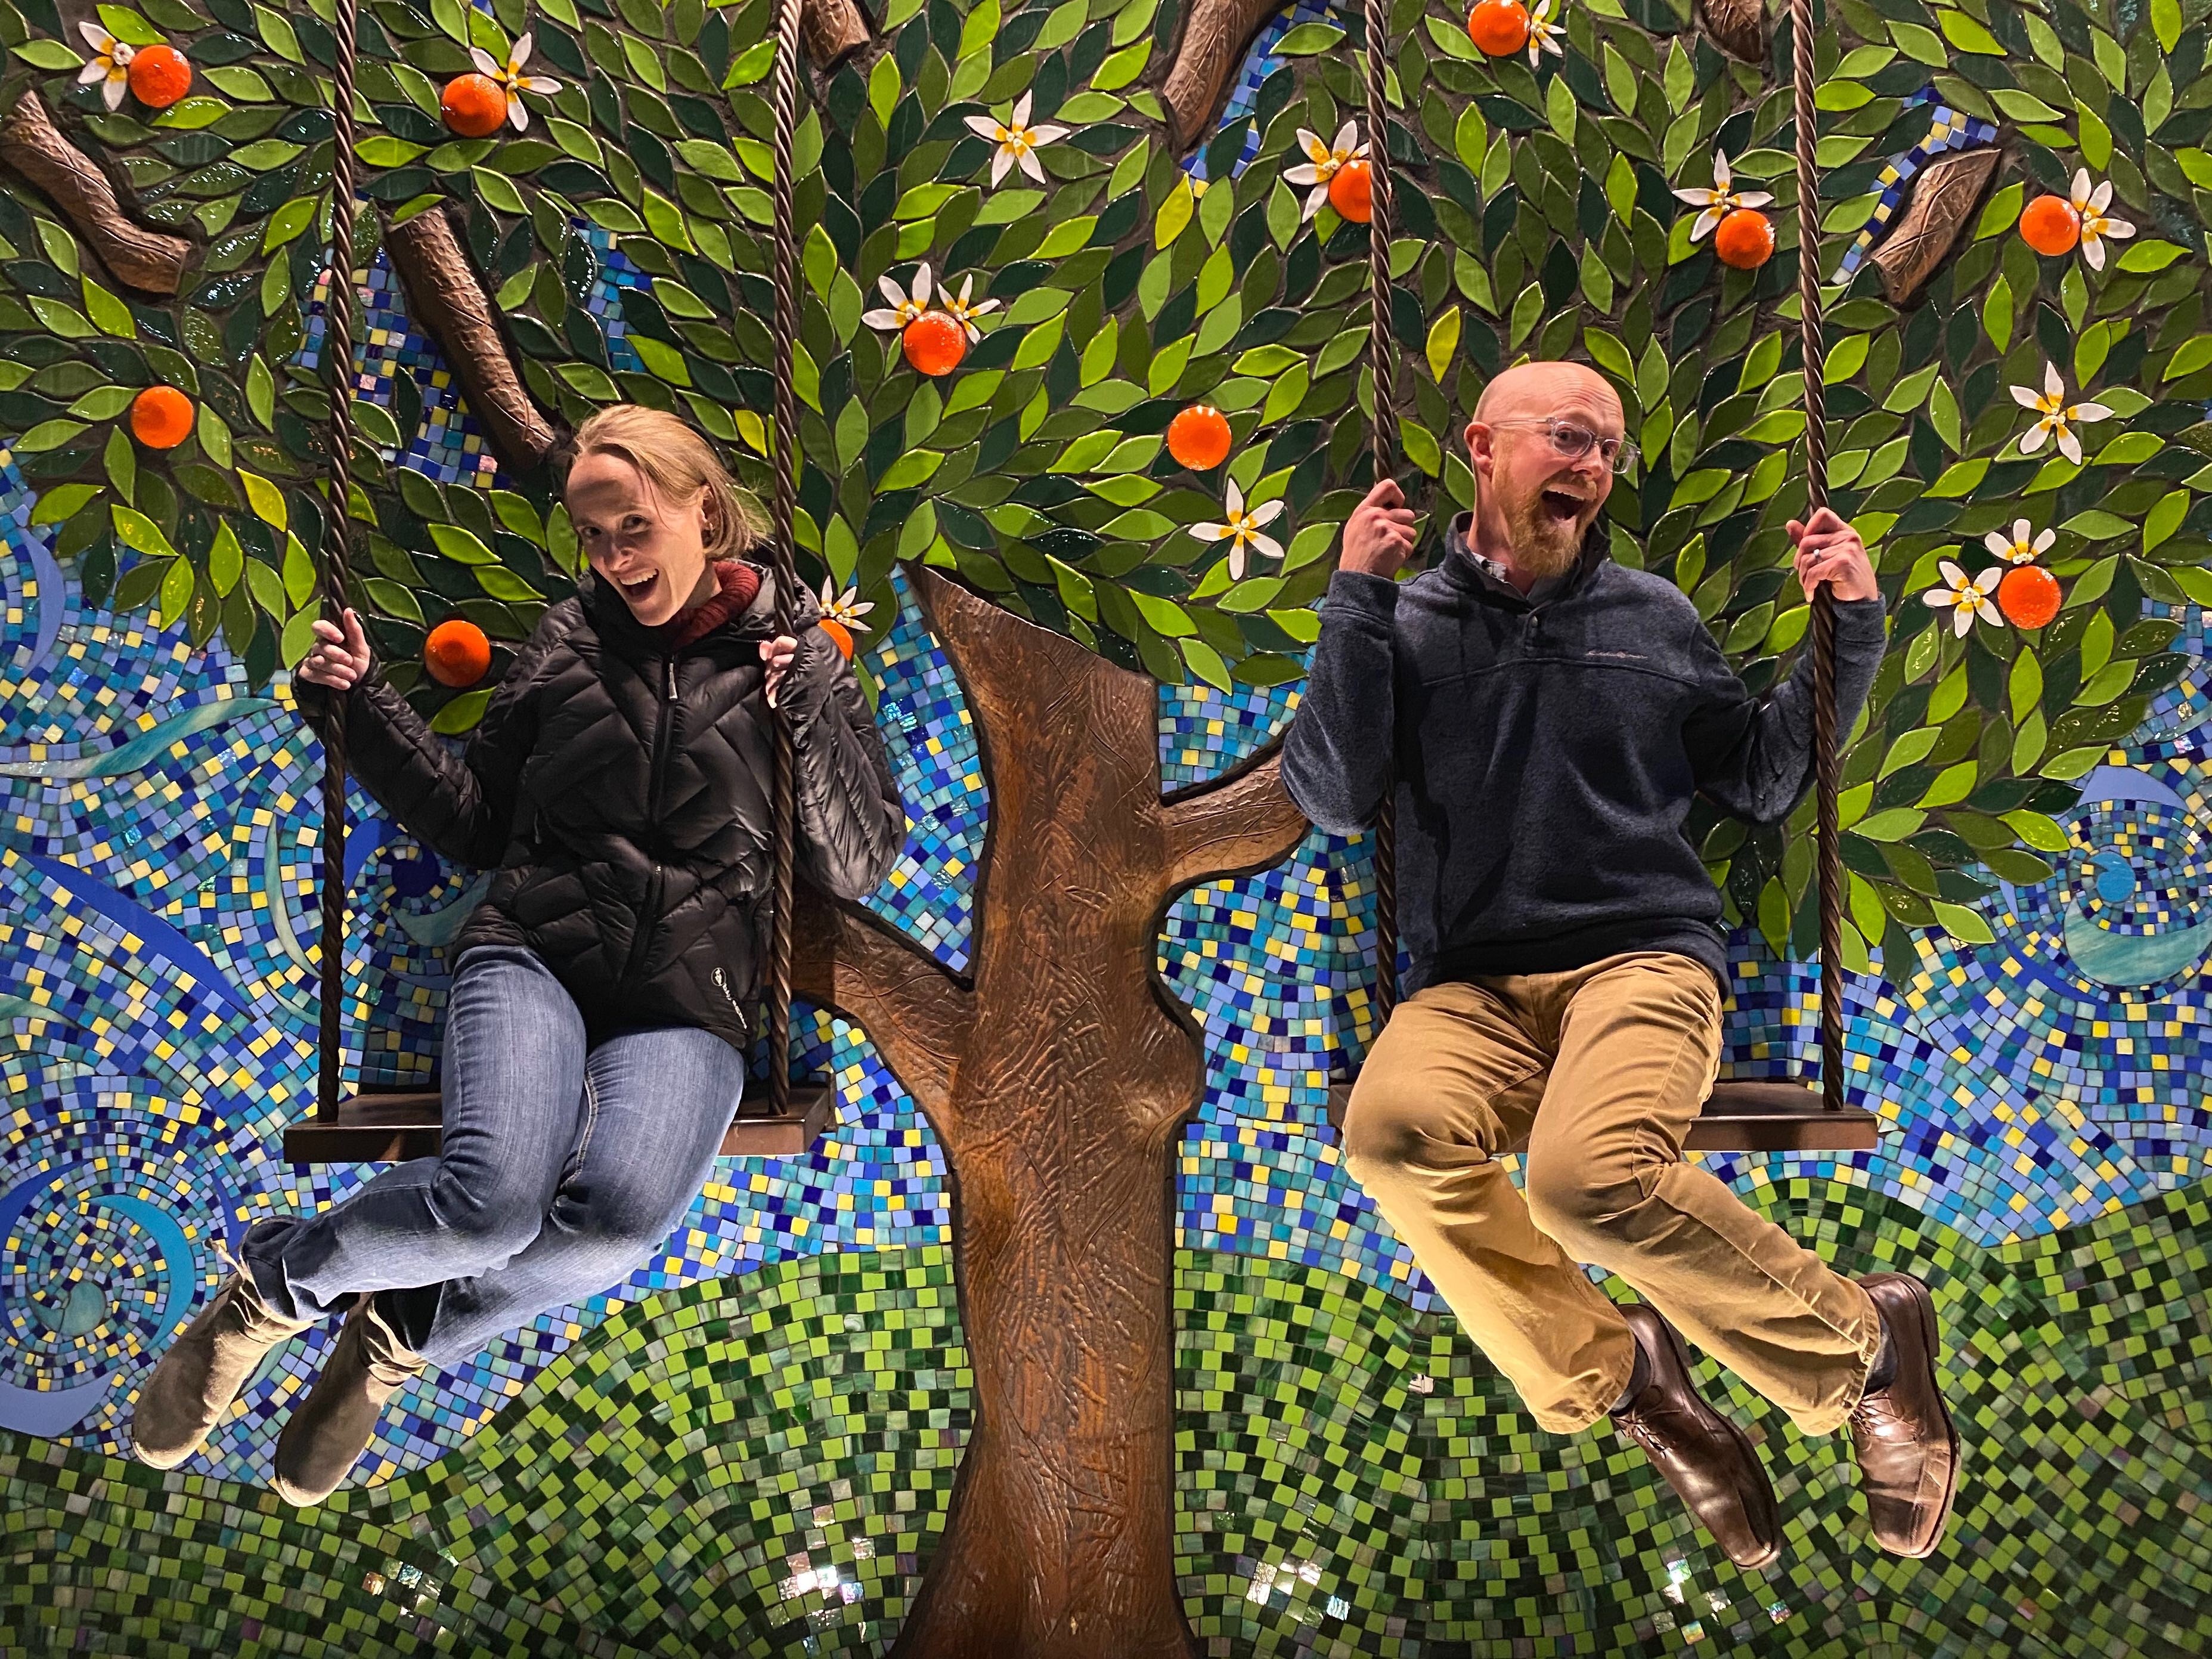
[617,570,660,604]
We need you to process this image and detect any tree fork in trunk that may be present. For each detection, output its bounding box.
[792,569,1309,1657]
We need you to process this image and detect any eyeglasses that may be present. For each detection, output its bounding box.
[1484,417,1640,475]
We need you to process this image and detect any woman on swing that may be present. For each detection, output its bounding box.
[130,405,905,1504]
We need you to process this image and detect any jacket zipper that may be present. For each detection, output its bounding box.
[621,654,680,987]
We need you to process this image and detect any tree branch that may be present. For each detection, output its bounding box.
[0,91,189,293]
[1156,0,1295,152]
[790,889,972,1118]
[801,0,871,67]
[1160,747,1310,891]
[383,205,557,472]
[1868,148,2002,307]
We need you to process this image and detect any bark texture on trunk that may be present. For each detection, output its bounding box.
[795,569,1309,1657]
[383,206,559,471]
[1867,147,2002,306]
[0,91,190,293]
[1157,0,1296,151]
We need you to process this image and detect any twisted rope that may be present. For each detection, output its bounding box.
[763,0,807,1118]
[316,0,363,1119]
[1364,0,1399,1026]
[1790,0,1843,1113]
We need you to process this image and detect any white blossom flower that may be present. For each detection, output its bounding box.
[817,577,875,637]
[1922,559,2002,636]
[1283,122,1368,222]
[1984,518,2057,566]
[1526,0,1566,66]
[469,32,561,131]
[75,22,135,112]
[2010,361,2113,465]
[1671,148,1774,243]
[860,264,935,333]
[962,92,1067,187]
[2068,167,2136,271]
[938,274,999,343]
[1192,481,1285,581]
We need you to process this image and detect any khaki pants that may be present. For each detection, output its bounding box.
[1341,951,1881,1435]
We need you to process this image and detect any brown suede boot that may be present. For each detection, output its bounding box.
[1610,1303,1782,1569]
[272,1293,426,1507]
[1848,1273,1959,1558]
[131,1252,312,1470]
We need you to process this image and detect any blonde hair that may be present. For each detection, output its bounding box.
[567,405,767,561]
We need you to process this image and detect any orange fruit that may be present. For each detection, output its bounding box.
[439,73,508,138]
[2018,193,2081,256]
[129,385,193,448]
[424,618,492,686]
[126,44,192,109]
[1166,404,1233,471]
[1997,564,2061,630]
[1713,207,1774,270]
[1328,157,1373,224]
[901,310,967,377]
[1467,0,1531,55]
[819,617,856,658]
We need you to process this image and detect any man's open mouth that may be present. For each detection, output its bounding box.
[1539,487,1587,524]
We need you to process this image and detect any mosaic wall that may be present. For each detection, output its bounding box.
[5,0,2212,1651]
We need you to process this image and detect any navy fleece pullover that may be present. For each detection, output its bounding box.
[1281,516,1888,995]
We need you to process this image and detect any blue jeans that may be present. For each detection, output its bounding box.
[243,945,745,1366]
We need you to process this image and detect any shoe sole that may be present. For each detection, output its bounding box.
[1637,1308,1782,1570]
[1870,1273,1960,1559]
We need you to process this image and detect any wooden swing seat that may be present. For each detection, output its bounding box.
[281,1083,835,1163]
[1324,1076,1880,1153]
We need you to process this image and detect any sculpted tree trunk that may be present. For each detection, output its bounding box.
[796,569,1309,1658]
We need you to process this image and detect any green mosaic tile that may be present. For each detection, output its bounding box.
[10,1183,2212,1655]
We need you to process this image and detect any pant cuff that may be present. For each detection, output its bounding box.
[1530,1343,1640,1437]
[1783,1279,1886,1437]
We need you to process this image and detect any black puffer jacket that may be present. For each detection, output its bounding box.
[308,566,904,1053]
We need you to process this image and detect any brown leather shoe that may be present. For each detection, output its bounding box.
[272,1293,426,1506]
[1848,1273,1959,1558]
[1611,1304,1781,1569]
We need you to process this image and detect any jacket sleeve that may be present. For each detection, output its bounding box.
[1683,595,1888,825]
[1281,568,1399,835]
[776,626,906,901]
[294,615,565,871]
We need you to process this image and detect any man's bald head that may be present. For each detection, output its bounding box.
[1463,360,1625,584]
[1472,360,1624,429]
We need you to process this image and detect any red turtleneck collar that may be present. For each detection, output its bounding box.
[652,560,761,650]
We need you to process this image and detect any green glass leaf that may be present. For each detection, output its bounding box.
[622,32,669,91]
[237,469,287,527]
[29,482,100,527]
[27,298,95,339]
[281,532,317,605]
[246,355,275,427]
[262,196,318,251]
[2116,240,2189,274]
[255,1,305,62]
[473,166,528,215]
[1276,21,1344,54]
[203,64,274,101]
[157,556,195,622]
[1154,175,1195,249]
[207,521,245,596]
[431,687,494,733]
[11,40,85,70]
[356,134,429,166]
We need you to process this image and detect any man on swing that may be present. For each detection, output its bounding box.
[1283,360,1957,1568]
